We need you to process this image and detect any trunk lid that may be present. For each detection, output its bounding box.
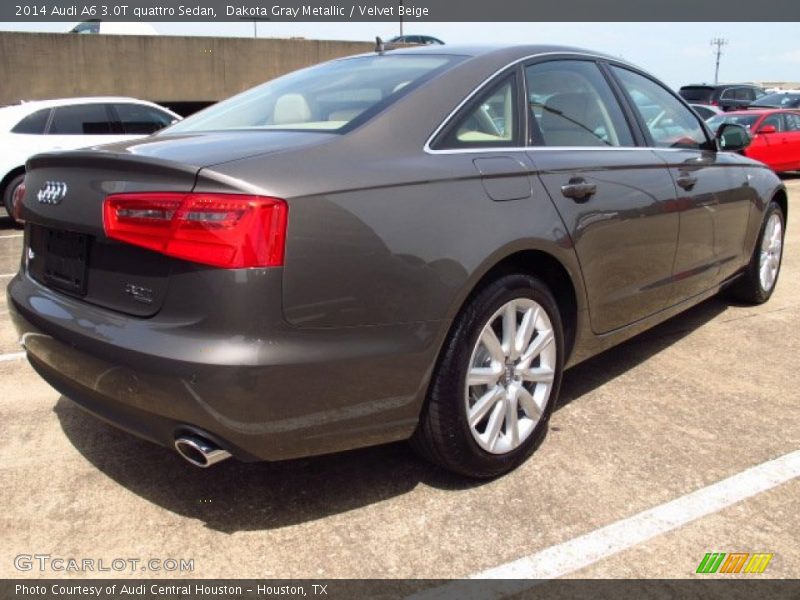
[20,131,329,317]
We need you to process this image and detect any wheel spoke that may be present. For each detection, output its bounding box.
[501,302,517,358]
[514,306,538,360]
[469,385,504,427]
[518,366,555,384]
[520,328,554,366]
[518,386,543,419]
[505,388,520,448]
[480,327,505,363]
[468,365,502,387]
[484,400,506,451]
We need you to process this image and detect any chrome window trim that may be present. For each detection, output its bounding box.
[424,51,638,155]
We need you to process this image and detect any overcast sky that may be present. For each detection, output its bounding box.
[3,21,799,89]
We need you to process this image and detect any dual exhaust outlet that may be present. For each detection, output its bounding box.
[174,434,231,468]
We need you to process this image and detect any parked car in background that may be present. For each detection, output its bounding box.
[749,91,800,109]
[690,103,724,120]
[679,83,766,111]
[706,109,800,173]
[388,35,444,45]
[69,20,158,35]
[0,97,180,221]
[10,46,786,479]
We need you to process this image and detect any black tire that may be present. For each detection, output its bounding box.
[2,173,24,226]
[411,273,564,478]
[728,201,785,304]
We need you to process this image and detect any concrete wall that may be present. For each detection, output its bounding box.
[0,32,374,106]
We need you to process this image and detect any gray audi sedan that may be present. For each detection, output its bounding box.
[9,45,786,478]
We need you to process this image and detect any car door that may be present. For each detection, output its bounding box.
[610,65,753,299]
[751,113,787,171]
[45,103,131,151]
[524,59,679,334]
[784,112,800,170]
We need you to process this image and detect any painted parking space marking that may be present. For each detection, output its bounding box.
[415,449,800,598]
[0,233,23,239]
[0,351,25,362]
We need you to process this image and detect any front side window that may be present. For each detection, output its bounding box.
[760,114,784,132]
[11,108,51,134]
[113,103,174,134]
[526,60,633,147]
[49,104,117,135]
[612,66,709,149]
[167,55,457,134]
[433,75,519,148]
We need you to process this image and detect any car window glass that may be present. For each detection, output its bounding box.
[168,55,456,134]
[436,75,519,148]
[526,60,633,147]
[114,103,174,134]
[11,108,51,134]
[785,113,800,131]
[612,66,708,149]
[761,114,784,132]
[49,104,116,135]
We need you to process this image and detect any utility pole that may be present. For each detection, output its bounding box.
[399,0,404,36]
[710,37,728,84]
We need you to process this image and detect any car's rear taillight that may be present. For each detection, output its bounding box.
[103,192,288,268]
[12,182,26,223]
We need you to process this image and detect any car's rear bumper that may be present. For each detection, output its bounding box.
[8,270,440,462]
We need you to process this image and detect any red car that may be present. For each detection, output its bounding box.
[707,109,800,172]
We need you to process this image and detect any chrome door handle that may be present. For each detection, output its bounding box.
[560,178,596,201]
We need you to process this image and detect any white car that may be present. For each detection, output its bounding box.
[0,97,180,220]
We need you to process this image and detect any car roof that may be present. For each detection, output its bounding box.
[0,97,179,128]
[717,108,794,116]
[680,83,761,89]
[362,43,619,63]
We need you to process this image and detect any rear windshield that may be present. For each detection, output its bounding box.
[679,87,714,102]
[166,54,458,134]
[706,114,760,132]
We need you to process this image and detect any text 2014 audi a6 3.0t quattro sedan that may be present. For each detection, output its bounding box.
[9,46,787,478]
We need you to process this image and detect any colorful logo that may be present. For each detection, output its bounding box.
[696,552,774,574]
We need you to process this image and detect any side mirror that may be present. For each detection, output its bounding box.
[717,123,751,152]
[758,124,777,134]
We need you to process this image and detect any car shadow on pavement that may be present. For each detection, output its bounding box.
[54,398,482,533]
[55,295,729,533]
[558,296,728,407]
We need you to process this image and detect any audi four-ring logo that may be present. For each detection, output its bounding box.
[36,181,68,205]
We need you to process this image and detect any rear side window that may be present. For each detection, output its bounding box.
[613,67,708,149]
[433,75,520,149]
[526,60,633,147]
[785,113,800,132]
[113,103,174,134]
[11,108,51,134]
[49,104,117,135]
[679,87,714,103]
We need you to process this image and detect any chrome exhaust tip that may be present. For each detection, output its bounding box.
[174,435,231,468]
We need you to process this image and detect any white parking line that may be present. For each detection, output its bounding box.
[0,233,23,239]
[414,450,800,598]
[0,352,25,362]
[0,273,17,278]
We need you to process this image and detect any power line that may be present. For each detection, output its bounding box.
[710,37,728,84]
